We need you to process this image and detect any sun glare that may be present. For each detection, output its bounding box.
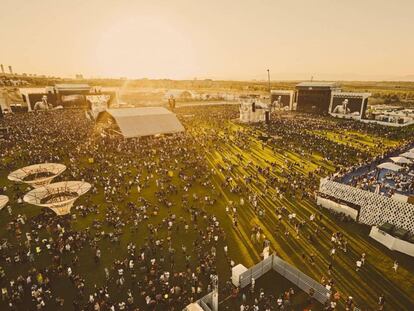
[94,16,198,79]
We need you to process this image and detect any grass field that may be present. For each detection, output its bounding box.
[0,107,413,310]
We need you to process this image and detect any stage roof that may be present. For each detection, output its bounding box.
[55,84,91,92]
[296,81,340,89]
[100,107,184,138]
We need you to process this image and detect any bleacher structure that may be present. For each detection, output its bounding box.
[319,178,414,233]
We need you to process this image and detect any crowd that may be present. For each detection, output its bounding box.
[0,106,412,310]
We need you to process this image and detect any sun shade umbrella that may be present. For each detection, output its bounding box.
[390,157,412,164]
[377,162,403,172]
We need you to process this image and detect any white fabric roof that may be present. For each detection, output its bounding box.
[377,162,403,171]
[400,152,414,159]
[390,156,412,164]
[102,107,184,138]
[0,195,9,210]
[184,303,204,311]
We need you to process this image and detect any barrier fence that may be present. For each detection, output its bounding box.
[197,291,214,311]
[238,254,330,304]
[272,256,330,304]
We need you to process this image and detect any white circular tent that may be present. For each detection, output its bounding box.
[23,181,91,215]
[400,152,414,159]
[8,163,66,188]
[377,162,403,172]
[390,156,412,165]
[0,195,9,210]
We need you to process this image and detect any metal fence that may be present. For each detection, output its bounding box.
[237,254,330,304]
[198,292,214,311]
[272,256,330,304]
[239,255,273,288]
[198,300,212,311]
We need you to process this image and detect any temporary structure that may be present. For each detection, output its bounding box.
[24,181,91,215]
[400,152,414,159]
[8,163,66,188]
[184,303,204,311]
[0,195,9,210]
[390,157,412,164]
[377,162,403,172]
[96,107,184,138]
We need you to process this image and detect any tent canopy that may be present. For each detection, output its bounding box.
[390,156,412,164]
[0,195,9,210]
[400,152,414,159]
[98,107,184,138]
[377,162,403,172]
[184,303,204,311]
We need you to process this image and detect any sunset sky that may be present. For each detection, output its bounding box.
[1,0,413,80]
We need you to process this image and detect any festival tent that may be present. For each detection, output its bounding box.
[184,303,204,311]
[0,195,9,210]
[390,157,412,164]
[377,162,403,172]
[400,152,414,159]
[97,107,184,138]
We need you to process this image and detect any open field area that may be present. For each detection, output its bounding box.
[0,106,414,310]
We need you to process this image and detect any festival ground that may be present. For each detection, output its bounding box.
[0,105,413,310]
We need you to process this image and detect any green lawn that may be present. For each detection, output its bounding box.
[0,108,413,310]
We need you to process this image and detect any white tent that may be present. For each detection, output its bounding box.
[377,162,403,172]
[98,107,184,138]
[0,195,9,210]
[400,152,414,159]
[184,303,204,311]
[390,156,412,164]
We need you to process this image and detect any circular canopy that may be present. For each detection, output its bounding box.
[0,195,9,210]
[399,152,414,159]
[23,181,91,215]
[377,162,403,172]
[8,163,66,188]
[390,156,412,164]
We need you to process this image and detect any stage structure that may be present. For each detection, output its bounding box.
[295,82,340,114]
[0,195,9,210]
[329,91,371,119]
[23,181,91,215]
[271,82,372,117]
[8,163,66,188]
[20,84,116,111]
[270,90,295,111]
[96,107,184,138]
[239,96,270,123]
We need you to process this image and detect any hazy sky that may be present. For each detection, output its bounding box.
[1,0,413,80]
